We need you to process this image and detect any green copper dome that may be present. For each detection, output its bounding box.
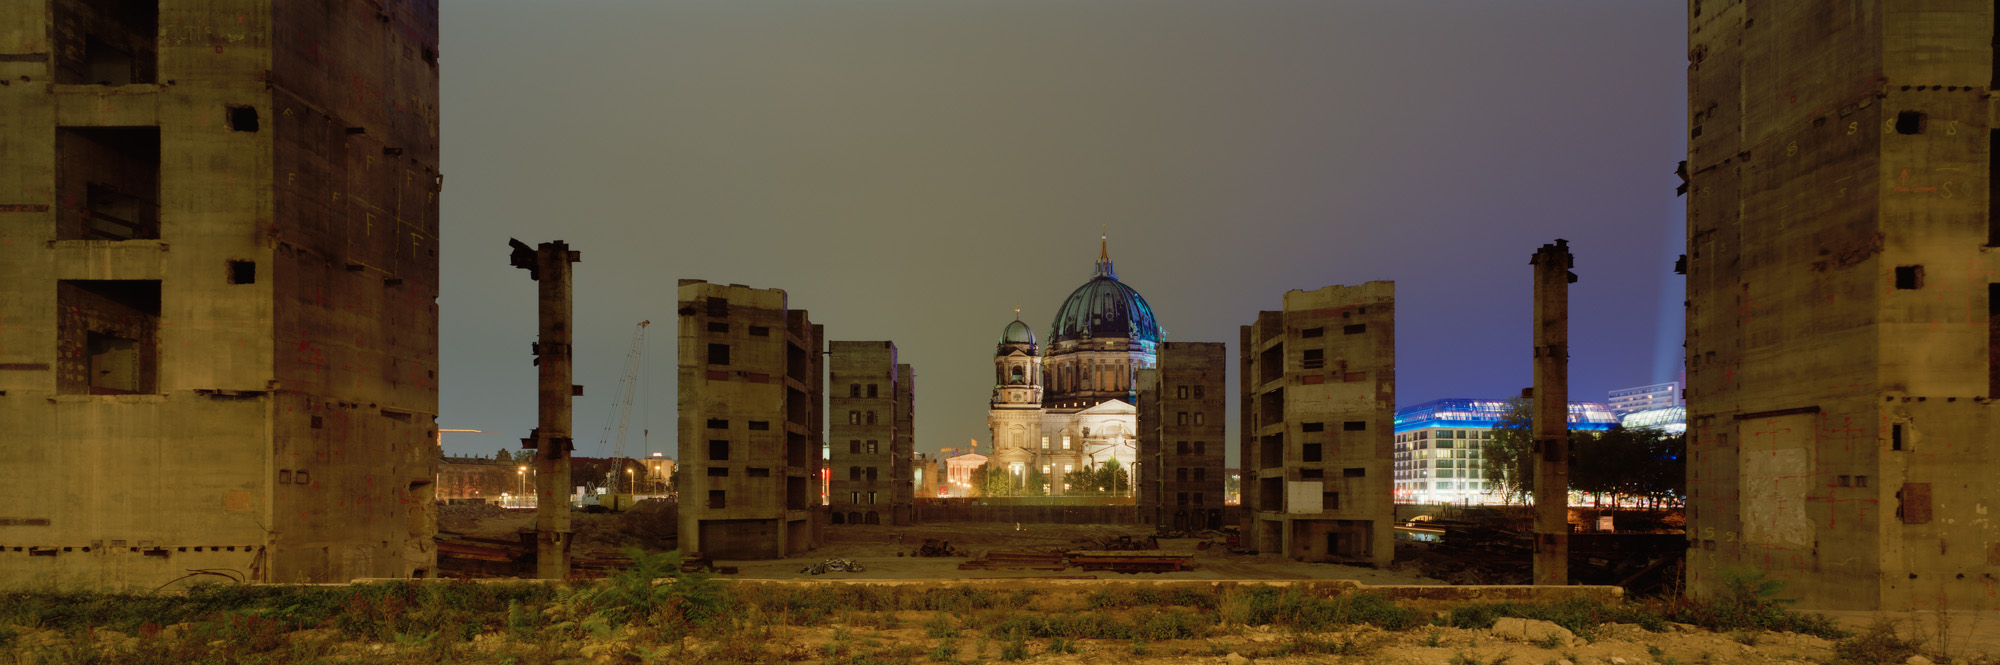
[1001,319,1036,345]
[1049,242,1160,345]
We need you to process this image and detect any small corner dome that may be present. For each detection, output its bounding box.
[1001,319,1036,345]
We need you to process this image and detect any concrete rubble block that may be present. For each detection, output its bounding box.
[1489,617,1577,647]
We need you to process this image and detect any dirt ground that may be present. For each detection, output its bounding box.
[427,508,2000,662]
[741,522,1447,584]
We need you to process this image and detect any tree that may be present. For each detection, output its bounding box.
[495,449,514,462]
[1482,398,1537,504]
[1486,398,1688,509]
[1023,466,1050,497]
[1101,458,1131,494]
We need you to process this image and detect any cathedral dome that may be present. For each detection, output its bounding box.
[1049,240,1160,345]
[1000,319,1036,345]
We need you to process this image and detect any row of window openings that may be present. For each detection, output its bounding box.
[705,419,771,430]
[847,411,879,425]
[846,491,880,505]
[1299,422,1367,432]
[1174,492,1207,506]
[1175,412,1207,425]
[1173,441,1209,456]
[704,323,771,337]
[1298,324,1367,340]
[1173,468,1209,482]
[844,467,880,481]
[1291,467,1367,479]
[1400,481,1488,491]
[1403,449,1482,460]
[1173,385,1207,399]
[848,384,881,398]
[1399,469,1476,479]
[847,440,880,454]
[705,466,773,477]
[1397,430,1489,443]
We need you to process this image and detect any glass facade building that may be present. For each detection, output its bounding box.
[1392,398,1618,504]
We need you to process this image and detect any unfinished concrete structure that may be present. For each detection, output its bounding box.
[1239,283,1396,565]
[0,1,440,589]
[1531,239,1575,586]
[1683,1,2000,609]
[676,281,822,559]
[892,363,916,524]
[509,239,578,579]
[828,341,913,526]
[1137,342,1227,531]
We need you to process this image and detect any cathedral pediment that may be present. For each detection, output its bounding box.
[1076,399,1135,416]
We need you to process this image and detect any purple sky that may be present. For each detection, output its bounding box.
[437,1,1690,466]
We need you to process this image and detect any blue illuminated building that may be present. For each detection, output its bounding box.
[1392,398,1618,504]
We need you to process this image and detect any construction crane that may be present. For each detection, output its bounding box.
[595,320,649,500]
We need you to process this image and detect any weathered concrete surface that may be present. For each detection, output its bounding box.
[1683,0,1999,610]
[828,341,909,526]
[1531,240,1574,586]
[0,0,439,590]
[1137,342,1228,531]
[675,281,822,559]
[1240,282,1397,566]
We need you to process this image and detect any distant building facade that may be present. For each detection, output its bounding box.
[1240,283,1396,565]
[675,281,822,559]
[940,450,987,497]
[1619,406,1685,435]
[1391,398,1619,504]
[1138,342,1228,531]
[1606,382,1680,416]
[987,240,1154,495]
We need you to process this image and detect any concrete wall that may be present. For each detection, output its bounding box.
[1240,282,1396,566]
[0,0,439,590]
[675,281,821,559]
[1683,0,1999,610]
[829,341,899,525]
[893,363,915,525]
[1138,342,1227,531]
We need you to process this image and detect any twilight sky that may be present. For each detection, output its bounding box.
[436,1,1690,467]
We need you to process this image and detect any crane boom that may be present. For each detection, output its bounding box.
[596,320,649,495]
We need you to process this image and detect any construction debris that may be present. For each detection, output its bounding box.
[1068,551,1193,573]
[1075,534,1159,551]
[799,558,867,575]
[436,530,635,579]
[957,550,1067,571]
[910,538,962,557]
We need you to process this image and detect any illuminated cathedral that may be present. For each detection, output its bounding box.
[987,239,1159,494]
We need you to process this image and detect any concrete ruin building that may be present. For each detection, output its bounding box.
[1137,342,1227,531]
[892,363,916,523]
[828,342,915,526]
[1683,1,2000,609]
[675,281,823,559]
[1239,283,1396,565]
[0,1,440,589]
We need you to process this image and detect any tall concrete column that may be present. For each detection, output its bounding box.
[1530,239,1574,586]
[510,238,580,580]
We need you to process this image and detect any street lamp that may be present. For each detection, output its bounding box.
[517,465,527,504]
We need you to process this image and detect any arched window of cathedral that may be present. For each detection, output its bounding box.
[1010,365,1023,383]
[1011,428,1024,449]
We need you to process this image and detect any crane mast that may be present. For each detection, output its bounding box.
[597,320,649,495]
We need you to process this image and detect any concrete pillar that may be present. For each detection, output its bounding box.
[1530,239,1574,585]
[510,239,580,580]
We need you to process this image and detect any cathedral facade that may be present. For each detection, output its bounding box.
[987,241,1159,495]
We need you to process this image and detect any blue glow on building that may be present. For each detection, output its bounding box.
[1394,398,1619,433]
